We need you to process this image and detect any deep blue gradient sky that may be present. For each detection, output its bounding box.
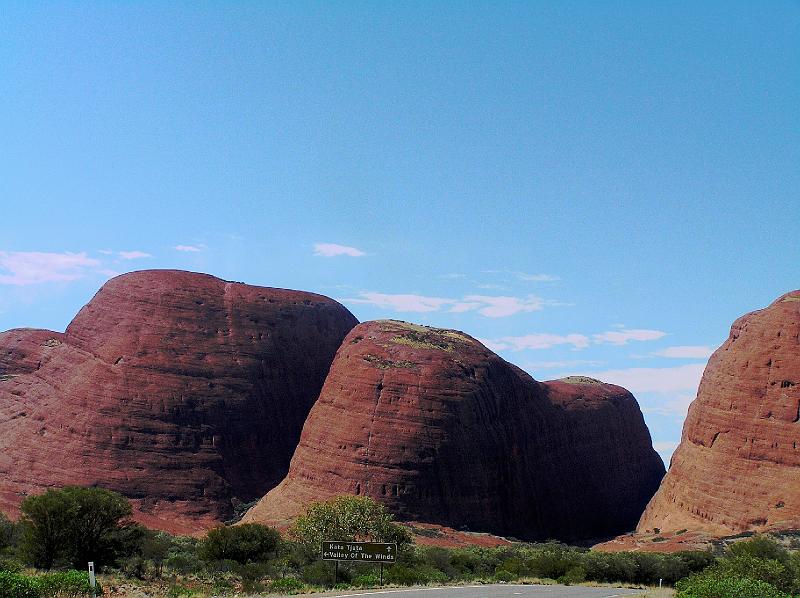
[2,2,799,464]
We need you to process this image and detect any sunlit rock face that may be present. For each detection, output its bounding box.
[244,320,665,542]
[639,291,800,536]
[0,270,357,534]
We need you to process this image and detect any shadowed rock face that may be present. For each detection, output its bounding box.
[243,320,665,542]
[638,291,800,536]
[0,270,357,533]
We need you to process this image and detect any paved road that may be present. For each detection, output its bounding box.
[272,584,643,598]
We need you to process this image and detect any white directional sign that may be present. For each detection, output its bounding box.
[322,541,397,563]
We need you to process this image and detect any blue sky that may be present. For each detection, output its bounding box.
[2,2,798,465]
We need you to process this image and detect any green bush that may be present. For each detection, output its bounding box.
[492,569,515,582]
[0,571,40,598]
[558,565,586,585]
[386,563,447,585]
[0,512,20,551]
[702,553,794,593]
[290,496,411,551]
[727,534,790,565]
[166,584,196,598]
[19,486,138,570]
[301,560,337,586]
[0,570,100,598]
[676,572,789,598]
[0,556,24,572]
[527,547,583,580]
[268,576,305,593]
[199,523,280,564]
[352,572,380,587]
[36,570,100,597]
[165,551,204,575]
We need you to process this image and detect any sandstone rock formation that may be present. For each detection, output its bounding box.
[638,290,800,536]
[0,270,357,533]
[243,320,665,542]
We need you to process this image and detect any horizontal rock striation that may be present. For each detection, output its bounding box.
[638,290,800,536]
[0,270,357,533]
[243,320,664,542]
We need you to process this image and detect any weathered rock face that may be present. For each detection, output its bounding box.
[638,291,800,536]
[243,320,665,542]
[0,270,357,533]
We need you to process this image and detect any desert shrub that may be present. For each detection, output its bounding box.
[18,486,139,570]
[165,584,196,598]
[711,553,793,593]
[140,529,173,577]
[420,546,458,578]
[36,570,100,597]
[449,547,493,577]
[0,512,20,551]
[352,572,380,587]
[727,534,790,565]
[165,550,203,575]
[199,523,280,564]
[301,560,337,586]
[496,556,528,577]
[675,572,789,598]
[269,576,305,593]
[527,547,583,580]
[492,569,516,582]
[0,571,40,598]
[290,496,411,551]
[0,569,100,598]
[0,556,24,572]
[163,535,202,574]
[385,562,447,585]
[558,565,586,585]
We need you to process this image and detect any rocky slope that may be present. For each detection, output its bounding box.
[638,291,800,536]
[0,270,357,533]
[243,320,665,542]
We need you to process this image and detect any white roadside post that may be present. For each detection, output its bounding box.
[88,561,97,598]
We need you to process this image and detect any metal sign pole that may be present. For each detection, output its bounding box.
[334,560,338,586]
[380,563,384,586]
[88,562,96,598]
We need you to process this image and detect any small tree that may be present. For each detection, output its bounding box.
[199,523,280,564]
[19,486,139,570]
[0,512,19,552]
[141,529,173,577]
[290,495,411,552]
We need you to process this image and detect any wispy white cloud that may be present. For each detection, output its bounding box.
[593,328,667,345]
[175,244,204,252]
[526,359,605,370]
[439,273,466,280]
[0,251,100,285]
[643,393,697,417]
[347,292,557,318]
[483,333,590,352]
[484,327,668,352]
[482,269,560,283]
[462,294,552,317]
[313,243,365,258]
[349,293,453,312]
[118,250,152,260]
[653,345,715,359]
[579,363,706,394]
[512,271,560,282]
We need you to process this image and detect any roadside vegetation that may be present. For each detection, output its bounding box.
[2,487,800,597]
